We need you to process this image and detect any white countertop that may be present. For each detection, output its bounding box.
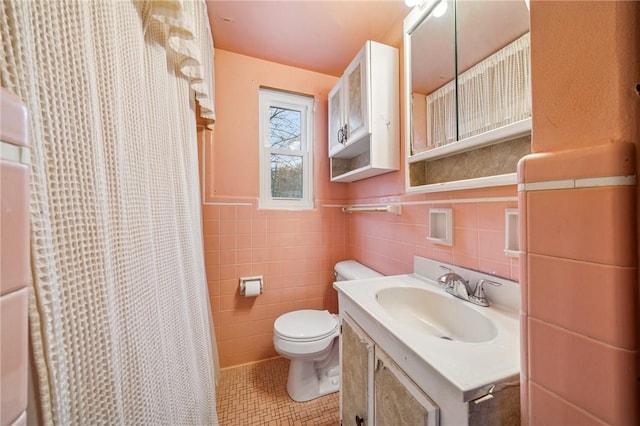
[333,257,520,403]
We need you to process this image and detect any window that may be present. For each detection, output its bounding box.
[259,88,315,209]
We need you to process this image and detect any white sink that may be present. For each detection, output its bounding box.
[333,260,520,403]
[376,287,497,343]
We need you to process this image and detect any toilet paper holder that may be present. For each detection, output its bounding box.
[239,276,263,296]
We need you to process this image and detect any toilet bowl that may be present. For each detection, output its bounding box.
[273,260,382,402]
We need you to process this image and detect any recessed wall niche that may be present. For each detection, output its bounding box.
[427,208,453,246]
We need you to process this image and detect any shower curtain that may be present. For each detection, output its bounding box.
[1,0,219,424]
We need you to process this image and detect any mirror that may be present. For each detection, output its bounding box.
[405,0,531,190]
[456,1,530,140]
[409,0,456,155]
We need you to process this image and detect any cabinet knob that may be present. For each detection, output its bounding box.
[355,415,365,426]
[337,127,345,144]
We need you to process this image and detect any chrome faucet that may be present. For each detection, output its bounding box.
[437,267,473,300]
[437,266,502,307]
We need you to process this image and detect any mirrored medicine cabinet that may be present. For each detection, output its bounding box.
[404,0,531,192]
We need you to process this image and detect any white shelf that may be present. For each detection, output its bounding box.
[407,173,517,194]
[408,118,532,164]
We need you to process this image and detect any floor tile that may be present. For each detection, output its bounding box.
[216,357,339,425]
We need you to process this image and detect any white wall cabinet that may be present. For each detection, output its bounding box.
[328,52,368,158]
[340,316,439,426]
[328,41,399,182]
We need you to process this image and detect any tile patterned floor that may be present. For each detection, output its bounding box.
[216,357,340,426]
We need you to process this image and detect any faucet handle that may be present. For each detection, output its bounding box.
[470,279,502,307]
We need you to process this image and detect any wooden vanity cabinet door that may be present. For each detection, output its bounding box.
[374,350,439,426]
[341,316,373,426]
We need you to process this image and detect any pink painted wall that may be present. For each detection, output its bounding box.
[210,49,345,201]
[519,1,640,424]
[530,0,640,153]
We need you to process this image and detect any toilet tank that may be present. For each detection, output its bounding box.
[334,260,382,281]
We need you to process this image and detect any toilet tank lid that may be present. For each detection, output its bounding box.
[334,260,382,280]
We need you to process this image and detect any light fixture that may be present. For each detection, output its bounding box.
[404,0,422,7]
[432,0,448,17]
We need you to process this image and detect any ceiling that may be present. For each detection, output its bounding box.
[205,1,410,77]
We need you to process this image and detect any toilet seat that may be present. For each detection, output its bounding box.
[274,310,338,342]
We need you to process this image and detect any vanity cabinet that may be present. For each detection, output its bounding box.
[374,350,439,426]
[339,306,520,425]
[328,41,399,182]
[340,315,439,426]
[341,315,372,425]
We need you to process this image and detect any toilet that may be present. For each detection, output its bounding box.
[273,260,382,402]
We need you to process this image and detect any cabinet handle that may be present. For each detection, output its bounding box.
[337,127,345,145]
[342,124,348,142]
[355,415,365,426]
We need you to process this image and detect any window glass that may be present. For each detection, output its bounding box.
[268,107,302,150]
[270,154,303,199]
[259,89,314,210]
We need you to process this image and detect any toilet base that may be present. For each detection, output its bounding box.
[284,340,340,402]
[286,358,340,402]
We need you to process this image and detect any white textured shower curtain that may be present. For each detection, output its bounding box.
[1,0,219,424]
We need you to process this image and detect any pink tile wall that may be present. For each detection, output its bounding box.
[347,194,520,281]
[1,88,30,426]
[204,192,518,368]
[203,202,346,367]
[529,318,637,425]
[519,143,639,424]
[0,289,29,426]
[0,161,30,294]
[529,383,607,426]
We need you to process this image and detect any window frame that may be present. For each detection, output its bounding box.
[258,88,315,210]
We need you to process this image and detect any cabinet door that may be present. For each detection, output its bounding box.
[328,80,344,157]
[374,350,439,426]
[341,316,373,426]
[343,46,368,146]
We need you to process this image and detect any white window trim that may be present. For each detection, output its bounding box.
[259,88,315,210]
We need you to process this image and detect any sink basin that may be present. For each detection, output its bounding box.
[376,287,498,343]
